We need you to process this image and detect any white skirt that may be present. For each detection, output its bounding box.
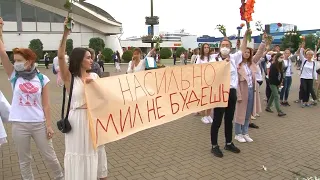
[64,109,108,180]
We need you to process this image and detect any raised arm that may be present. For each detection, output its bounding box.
[58,18,72,87]
[240,29,250,53]
[145,48,156,58]
[252,38,266,64]
[0,18,14,77]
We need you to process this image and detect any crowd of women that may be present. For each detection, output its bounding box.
[0,14,319,179]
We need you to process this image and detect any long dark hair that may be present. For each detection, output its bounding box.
[200,43,210,60]
[241,47,253,66]
[274,53,283,72]
[69,47,89,77]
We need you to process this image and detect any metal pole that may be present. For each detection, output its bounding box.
[150,0,154,48]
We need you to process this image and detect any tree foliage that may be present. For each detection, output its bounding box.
[280,32,301,52]
[122,50,133,63]
[102,48,114,63]
[28,39,43,61]
[175,47,186,57]
[160,48,172,59]
[66,39,73,56]
[304,34,319,50]
[89,37,105,54]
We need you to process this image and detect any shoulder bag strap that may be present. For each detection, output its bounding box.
[61,75,74,120]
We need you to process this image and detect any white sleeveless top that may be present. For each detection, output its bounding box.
[70,73,99,109]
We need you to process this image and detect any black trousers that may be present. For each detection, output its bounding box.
[299,78,303,100]
[211,88,237,146]
[266,79,271,102]
[301,78,317,102]
[100,64,104,72]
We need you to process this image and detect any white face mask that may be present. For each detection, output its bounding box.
[220,47,230,55]
[14,62,26,72]
[278,58,284,62]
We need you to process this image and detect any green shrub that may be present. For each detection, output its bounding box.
[102,48,114,63]
[122,50,133,63]
[176,47,186,57]
[89,37,105,53]
[66,39,73,56]
[28,39,43,61]
[160,48,172,59]
[48,51,57,62]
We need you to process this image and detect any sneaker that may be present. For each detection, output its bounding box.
[206,116,213,123]
[278,111,286,117]
[256,114,260,117]
[224,143,240,153]
[311,101,317,106]
[243,134,253,142]
[201,117,210,124]
[285,102,291,106]
[251,115,256,120]
[265,107,273,113]
[301,103,306,108]
[249,123,259,129]
[211,145,223,158]
[235,134,246,143]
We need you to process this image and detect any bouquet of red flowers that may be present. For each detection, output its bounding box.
[240,0,255,42]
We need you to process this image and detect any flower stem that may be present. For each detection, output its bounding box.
[246,21,251,42]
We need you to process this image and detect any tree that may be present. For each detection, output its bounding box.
[66,39,73,56]
[89,37,105,53]
[280,32,301,52]
[176,47,186,57]
[122,50,133,63]
[28,39,43,61]
[304,34,318,50]
[160,48,172,59]
[102,48,114,63]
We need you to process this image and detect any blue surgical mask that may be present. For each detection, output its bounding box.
[14,62,26,72]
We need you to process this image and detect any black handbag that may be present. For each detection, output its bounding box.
[57,75,74,133]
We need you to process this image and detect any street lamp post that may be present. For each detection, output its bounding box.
[150,0,154,48]
[144,0,159,49]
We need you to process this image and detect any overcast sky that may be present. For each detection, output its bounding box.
[86,0,320,39]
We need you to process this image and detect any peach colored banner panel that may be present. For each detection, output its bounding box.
[85,61,230,148]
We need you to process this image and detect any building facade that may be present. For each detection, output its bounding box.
[1,0,123,54]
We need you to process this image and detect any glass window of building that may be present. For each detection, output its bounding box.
[36,7,51,22]
[51,13,64,23]
[0,0,17,21]
[21,3,36,22]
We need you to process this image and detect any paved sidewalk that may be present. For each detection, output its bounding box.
[0,65,319,180]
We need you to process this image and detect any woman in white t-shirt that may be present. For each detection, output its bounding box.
[196,43,213,124]
[127,48,155,73]
[299,41,318,107]
[0,18,63,179]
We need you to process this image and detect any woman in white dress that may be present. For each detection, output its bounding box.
[58,18,108,180]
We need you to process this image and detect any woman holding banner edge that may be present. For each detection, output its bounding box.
[209,29,250,158]
[58,17,108,180]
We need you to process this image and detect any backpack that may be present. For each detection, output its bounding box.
[11,71,45,89]
[52,64,57,74]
